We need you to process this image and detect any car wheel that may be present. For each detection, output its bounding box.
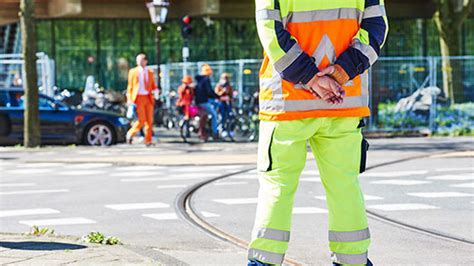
[84,122,115,146]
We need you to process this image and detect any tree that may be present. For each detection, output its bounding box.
[433,0,473,104]
[20,0,41,147]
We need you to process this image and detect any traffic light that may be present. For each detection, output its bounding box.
[181,15,192,39]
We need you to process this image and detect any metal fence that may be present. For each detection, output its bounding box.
[154,56,474,135]
[0,53,56,96]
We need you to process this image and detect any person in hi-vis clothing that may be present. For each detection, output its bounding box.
[248,0,388,265]
[126,54,158,146]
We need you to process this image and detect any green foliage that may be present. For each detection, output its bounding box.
[82,231,121,245]
[377,102,474,136]
[28,225,55,236]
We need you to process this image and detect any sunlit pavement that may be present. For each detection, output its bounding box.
[0,136,472,265]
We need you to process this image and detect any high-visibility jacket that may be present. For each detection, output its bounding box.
[256,0,389,121]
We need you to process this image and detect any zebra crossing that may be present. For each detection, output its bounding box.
[0,161,244,230]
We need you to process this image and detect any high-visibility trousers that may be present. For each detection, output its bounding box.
[248,117,370,266]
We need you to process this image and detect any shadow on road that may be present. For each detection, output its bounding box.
[0,241,87,251]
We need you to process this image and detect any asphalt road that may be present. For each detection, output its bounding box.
[0,137,473,265]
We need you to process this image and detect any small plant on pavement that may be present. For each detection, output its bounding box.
[82,231,121,245]
[28,226,55,236]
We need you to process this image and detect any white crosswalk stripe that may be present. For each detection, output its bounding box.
[407,192,474,198]
[300,177,321,183]
[19,217,96,226]
[427,175,474,181]
[371,180,431,186]
[6,169,53,174]
[0,189,69,196]
[214,181,248,186]
[435,167,474,172]
[115,166,165,171]
[293,207,327,214]
[367,203,439,211]
[213,198,258,205]
[63,163,112,169]
[362,170,428,178]
[57,170,106,176]
[105,202,170,210]
[157,184,187,189]
[23,163,65,168]
[0,208,60,218]
[314,195,383,201]
[112,172,160,177]
[0,183,36,188]
[450,183,474,188]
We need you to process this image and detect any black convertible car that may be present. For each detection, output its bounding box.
[0,88,130,146]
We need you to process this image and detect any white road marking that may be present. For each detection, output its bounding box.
[115,166,165,171]
[371,180,431,186]
[201,211,220,218]
[214,181,248,186]
[300,178,321,183]
[213,198,258,205]
[143,213,177,220]
[450,183,474,188]
[157,184,187,189]
[407,192,474,198]
[301,171,320,176]
[367,204,439,211]
[121,174,213,182]
[6,169,53,174]
[63,163,112,169]
[105,202,170,210]
[19,217,96,226]
[293,207,327,214]
[22,163,65,168]
[229,175,257,180]
[57,171,106,176]
[0,183,36,188]
[427,175,474,181]
[112,172,160,177]
[0,189,69,196]
[314,194,383,201]
[0,208,60,218]
[435,167,474,172]
[361,170,428,178]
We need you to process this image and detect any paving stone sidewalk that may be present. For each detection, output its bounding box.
[0,233,156,265]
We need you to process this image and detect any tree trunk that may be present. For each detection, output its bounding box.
[433,0,472,104]
[20,0,41,147]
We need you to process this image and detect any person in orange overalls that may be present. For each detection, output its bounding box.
[126,53,158,146]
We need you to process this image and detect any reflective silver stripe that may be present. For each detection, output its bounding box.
[332,251,368,265]
[248,248,285,264]
[256,9,282,22]
[256,228,290,242]
[329,228,370,242]
[363,5,386,19]
[260,96,368,112]
[353,39,378,65]
[283,8,362,24]
[360,71,369,96]
[273,43,303,74]
[312,34,337,66]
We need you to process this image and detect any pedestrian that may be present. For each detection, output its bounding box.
[177,75,194,136]
[126,53,159,146]
[248,1,388,266]
[195,64,219,140]
[214,73,233,135]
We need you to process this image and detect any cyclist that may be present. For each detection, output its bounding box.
[195,64,219,140]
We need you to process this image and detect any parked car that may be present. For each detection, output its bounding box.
[0,87,130,146]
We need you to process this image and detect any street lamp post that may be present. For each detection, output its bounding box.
[146,0,169,91]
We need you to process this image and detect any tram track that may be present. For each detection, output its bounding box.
[175,152,472,266]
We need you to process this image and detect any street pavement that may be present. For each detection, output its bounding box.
[0,136,473,265]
